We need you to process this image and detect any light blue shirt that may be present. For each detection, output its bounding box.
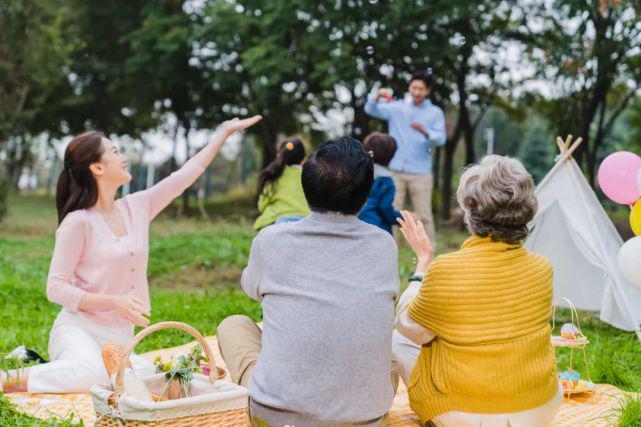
[364,96,446,174]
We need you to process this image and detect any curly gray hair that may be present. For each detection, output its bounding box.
[456,155,537,244]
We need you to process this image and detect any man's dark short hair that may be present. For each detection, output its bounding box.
[363,132,397,167]
[302,136,374,215]
[410,68,433,88]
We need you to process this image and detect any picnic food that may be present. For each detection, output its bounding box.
[560,369,581,389]
[560,323,581,340]
[101,343,164,402]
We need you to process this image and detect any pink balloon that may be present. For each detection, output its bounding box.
[598,152,641,205]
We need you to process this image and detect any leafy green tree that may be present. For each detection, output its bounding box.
[518,119,554,184]
[124,0,208,211]
[284,1,510,220]
[414,0,520,219]
[517,0,641,186]
[0,1,71,141]
[618,96,641,153]
[0,0,75,218]
[195,0,318,167]
[63,0,158,137]
[294,0,449,138]
[476,107,525,158]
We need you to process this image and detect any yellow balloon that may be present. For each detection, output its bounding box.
[631,200,641,236]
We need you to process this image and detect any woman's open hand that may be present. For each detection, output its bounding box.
[397,210,434,273]
[221,115,262,135]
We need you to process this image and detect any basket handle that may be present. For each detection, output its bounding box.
[551,297,583,333]
[114,321,223,396]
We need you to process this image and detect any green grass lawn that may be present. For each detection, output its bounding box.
[1,195,640,426]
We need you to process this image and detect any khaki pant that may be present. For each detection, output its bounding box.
[392,172,436,243]
[217,315,262,387]
[217,315,399,426]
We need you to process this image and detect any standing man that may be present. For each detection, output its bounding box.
[364,70,446,242]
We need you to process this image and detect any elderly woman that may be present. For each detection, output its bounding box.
[394,155,562,426]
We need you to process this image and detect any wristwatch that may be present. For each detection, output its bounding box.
[408,274,424,282]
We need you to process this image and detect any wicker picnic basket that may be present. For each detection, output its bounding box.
[91,321,249,426]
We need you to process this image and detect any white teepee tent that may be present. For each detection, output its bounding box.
[525,136,641,341]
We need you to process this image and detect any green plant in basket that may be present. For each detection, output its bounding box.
[154,345,207,398]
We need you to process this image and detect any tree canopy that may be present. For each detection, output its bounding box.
[1,0,640,221]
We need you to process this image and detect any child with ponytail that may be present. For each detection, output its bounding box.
[254,137,309,230]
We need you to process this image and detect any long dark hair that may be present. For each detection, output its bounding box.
[56,131,105,224]
[256,137,306,198]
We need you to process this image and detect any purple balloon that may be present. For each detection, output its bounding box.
[598,152,641,205]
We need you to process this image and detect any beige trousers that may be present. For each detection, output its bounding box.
[392,172,436,243]
[217,315,399,426]
[217,315,262,387]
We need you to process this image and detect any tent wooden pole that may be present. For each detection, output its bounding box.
[564,134,573,150]
[539,135,584,190]
[566,137,583,158]
[540,137,571,189]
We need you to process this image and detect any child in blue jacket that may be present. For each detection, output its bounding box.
[358,132,402,234]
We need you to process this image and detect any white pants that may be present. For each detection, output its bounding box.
[27,310,154,393]
[392,330,421,387]
[392,331,564,426]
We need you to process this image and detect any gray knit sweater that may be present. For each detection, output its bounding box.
[241,211,399,425]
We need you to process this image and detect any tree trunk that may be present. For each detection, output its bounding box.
[441,64,470,220]
[197,173,209,221]
[440,119,464,221]
[46,162,56,196]
[433,147,442,213]
[170,125,180,171]
[574,69,610,186]
[586,133,598,188]
[259,116,278,169]
[180,127,191,215]
[351,95,370,139]
[464,126,475,166]
[462,113,475,168]
[8,137,29,190]
[441,140,458,221]
[137,137,149,193]
[571,121,588,170]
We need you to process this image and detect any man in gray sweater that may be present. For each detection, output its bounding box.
[217,137,400,426]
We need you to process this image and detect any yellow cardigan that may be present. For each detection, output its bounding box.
[407,236,558,422]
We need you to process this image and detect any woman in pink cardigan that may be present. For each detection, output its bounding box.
[1,116,261,393]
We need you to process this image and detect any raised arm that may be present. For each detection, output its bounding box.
[139,116,262,221]
[395,210,436,345]
[364,89,398,121]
